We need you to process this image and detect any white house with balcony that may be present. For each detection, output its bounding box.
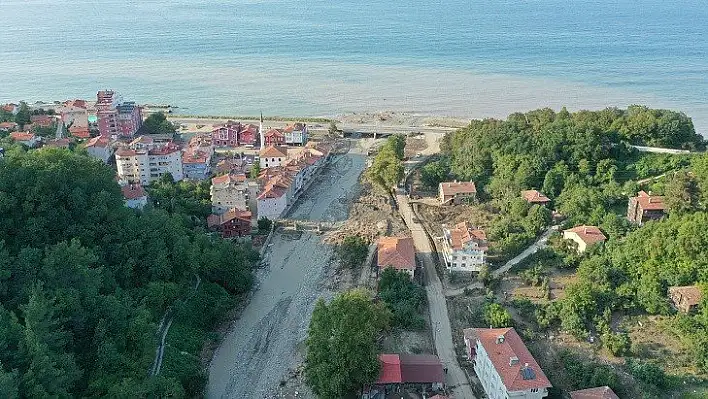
[463,327,551,399]
[441,222,487,273]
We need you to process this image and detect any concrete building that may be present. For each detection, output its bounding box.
[121,183,148,210]
[83,136,114,164]
[562,225,606,253]
[439,181,477,205]
[377,236,416,278]
[96,90,142,138]
[60,100,89,130]
[259,145,288,169]
[283,123,308,145]
[211,173,249,214]
[463,327,551,399]
[627,190,666,225]
[115,138,183,185]
[441,222,487,273]
[182,148,212,180]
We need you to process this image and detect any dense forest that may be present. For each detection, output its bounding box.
[437,106,707,395]
[0,145,257,397]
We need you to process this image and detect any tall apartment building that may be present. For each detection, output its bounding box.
[116,137,183,185]
[96,90,142,138]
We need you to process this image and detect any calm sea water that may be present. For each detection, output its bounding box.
[1,0,707,133]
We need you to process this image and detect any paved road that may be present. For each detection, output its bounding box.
[207,154,366,399]
[444,225,558,298]
[396,194,476,399]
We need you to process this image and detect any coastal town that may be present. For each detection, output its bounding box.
[1,93,707,399]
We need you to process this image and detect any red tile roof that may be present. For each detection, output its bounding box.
[260,145,288,158]
[464,327,551,392]
[121,184,146,200]
[46,138,72,148]
[563,225,606,246]
[0,122,18,129]
[447,222,487,251]
[182,148,208,164]
[521,189,551,204]
[633,190,666,211]
[211,173,246,186]
[207,208,252,227]
[440,181,476,196]
[377,237,416,271]
[569,386,619,399]
[69,125,91,138]
[84,136,110,148]
[375,354,445,385]
[10,132,35,141]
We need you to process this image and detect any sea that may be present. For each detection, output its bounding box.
[1,0,707,133]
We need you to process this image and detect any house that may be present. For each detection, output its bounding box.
[30,114,55,128]
[121,183,148,209]
[240,123,258,145]
[83,136,113,163]
[115,140,183,185]
[207,208,252,238]
[364,354,445,396]
[68,124,91,139]
[569,386,619,399]
[2,104,18,115]
[627,191,666,225]
[377,236,416,278]
[0,122,18,132]
[211,173,249,214]
[45,138,72,149]
[9,132,39,148]
[668,285,702,313]
[212,121,240,147]
[439,181,477,205]
[60,100,89,129]
[259,145,288,169]
[182,148,212,180]
[283,123,308,145]
[463,327,551,399]
[256,175,291,220]
[521,190,551,206]
[442,222,487,273]
[263,128,286,146]
[562,225,606,253]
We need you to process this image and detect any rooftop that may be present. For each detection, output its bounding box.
[569,386,619,399]
[563,225,607,246]
[446,221,487,251]
[521,189,551,204]
[84,136,111,148]
[464,327,551,392]
[260,145,289,158]
[10,132,35,141]
[633,190,666,211]
[121,184,146,200]
[376,354,445,385]
[207,208,252,228]
[377,236,416,271]
[440,181,477,196]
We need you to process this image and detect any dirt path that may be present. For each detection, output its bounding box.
[207,153,366,399]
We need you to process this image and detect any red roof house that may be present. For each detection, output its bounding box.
[207,208,252,238]
[373,354,445,388]
[439,181,477,205]
[562,225,607,253]
[521,189,551,205]
[377,236,416,277]
[569,386,619,399]
[264,128,285,146]
[627,190,666,225]
[463,327,551,397]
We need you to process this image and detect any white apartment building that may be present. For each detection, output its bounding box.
[83,136,113,164]
[464,327,551,399]
[442,222,487,273]
[116,140,183,185]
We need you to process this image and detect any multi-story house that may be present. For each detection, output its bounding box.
[562,225,606,253]
[115,139,183,185]
[212,121,240,147]
[256,174,292,220]
[9,132,40,148]
[439,181,477,205]
[627,190,666,225]
[182,148,212,180]
[121,183,148,210]
[442,222,487,273]
[96,90,142,138]
[83,136,114,164]
[211,173,249,214]
[207,208,252,238]
[259,145,288,169]
[283,123,308,145]
[60,99,89,130]
[263,128,286,146]
[463,327,551,399]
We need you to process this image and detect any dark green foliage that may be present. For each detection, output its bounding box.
[664,170,700,214]
[14,102,30,127]
[249,162,261,179]
[554,350,621,393]
[626,359,667,388]
[257,216,272,234]
[378,268,426,329]
[420,158,450,188]
[0,149,255,396]
[147,175,211,220]
[367,135,405,190]
[141,112,176,136]
[305,290,390,399]
[336,235,369,269]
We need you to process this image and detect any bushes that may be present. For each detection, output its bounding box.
[378,268,426,329]
[483,303,513,328]
[336,235,369,269]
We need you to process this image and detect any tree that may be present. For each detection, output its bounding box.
[257,217,273,234]
[336,236,369,269]
[420,158,450,188]
[141,112,176,136]
[328,121,339,136]
[664,170,699,213]
[378,268,426,329]
[483,303,513,328]
[249,162,261,179]
[14,102,30,127]
[305,290,390,398]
